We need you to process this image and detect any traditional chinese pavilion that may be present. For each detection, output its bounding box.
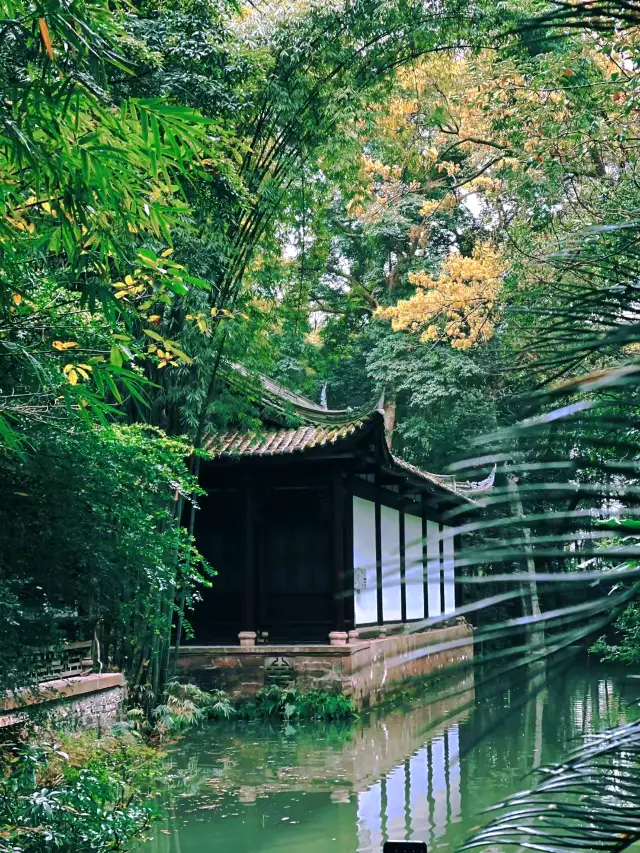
[187,368,488,649]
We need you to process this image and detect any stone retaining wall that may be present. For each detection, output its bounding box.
[1,673,126,732]
[177,622,473,709]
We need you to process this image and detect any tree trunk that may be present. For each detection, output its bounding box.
[507,473,545,655]
[382,391,397,450]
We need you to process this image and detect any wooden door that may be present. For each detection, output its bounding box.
[261,487,333,642]
[189,489,244,643]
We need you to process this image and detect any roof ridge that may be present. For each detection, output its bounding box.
[221,360,380,427]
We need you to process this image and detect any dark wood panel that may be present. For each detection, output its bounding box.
[188,490,244,643]
[261,487,333,642]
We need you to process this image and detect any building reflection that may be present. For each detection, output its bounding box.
[355,663,640,852]
[148,660,640,853]
[356,725,462,851]
[349,672,472,852]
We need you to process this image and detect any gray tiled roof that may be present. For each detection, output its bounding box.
[206,420,366,457]
[207,364,494,500]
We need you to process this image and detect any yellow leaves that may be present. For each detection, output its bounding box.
[305,329,322,348]
[12,293,21,305]
[38,18,54,61]
[145,330,192,368]
[7,217,35,233]
[63,365,78,385]
[55,344,94,387]
[148,314,161,326]
[418,196,456,219]
[153,349,179,369]
[63,363,91,386]
[376,243,505,350]
[465,175,502,196]
[112,272,149,301]
[187,312,208,334]
[348,153,420,224]
[436,160,461,177]
[362,155,393,181]
[209,306,248,321]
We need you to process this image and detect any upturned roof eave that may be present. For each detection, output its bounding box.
[206,363,492,502]
[222,360,381,427]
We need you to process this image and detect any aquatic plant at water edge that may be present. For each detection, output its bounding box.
[122,681,234,740]
[236,685,356,722]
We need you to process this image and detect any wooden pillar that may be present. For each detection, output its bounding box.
[421,498,429,618]
[399,499,407,623]
[239,473,256,647]
[344,475,355,632]
[439,523,446,615]
[375,478,383,626]
[454,532,462,609]
[331,472,346,635]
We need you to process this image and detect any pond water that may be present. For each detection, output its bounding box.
[147,658,640,853]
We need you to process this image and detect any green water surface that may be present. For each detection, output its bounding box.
[147,659,640,853]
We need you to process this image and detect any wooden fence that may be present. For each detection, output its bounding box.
[33,642,93,683]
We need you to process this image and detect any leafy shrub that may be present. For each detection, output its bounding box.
[0,733,163,853]
[591,602,640,664]
[125,680,234,740]
[237,685,356,722]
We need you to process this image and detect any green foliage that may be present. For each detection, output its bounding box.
[0,0,510,714]
[591,603,640,665]
[0,424,209,696]
[0,0,216,448]
[237,685,356,723]
[149,681,234,739]
[0,733,163,853]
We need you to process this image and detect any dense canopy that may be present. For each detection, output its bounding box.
[1,0,640,759]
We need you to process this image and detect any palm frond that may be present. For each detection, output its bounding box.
[530,1,640,32]
[460,720,640,853]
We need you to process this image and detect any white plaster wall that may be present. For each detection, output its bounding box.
[405,513,425,620]
[442,524,456,615]
[432,735,448,836]
[426,519,442,617]
[380,504,402,622]
[448,725,461,821]
[353,496,378,626]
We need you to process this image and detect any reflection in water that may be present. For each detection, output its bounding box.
[149,661,640,853]
[357,726,461,851]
